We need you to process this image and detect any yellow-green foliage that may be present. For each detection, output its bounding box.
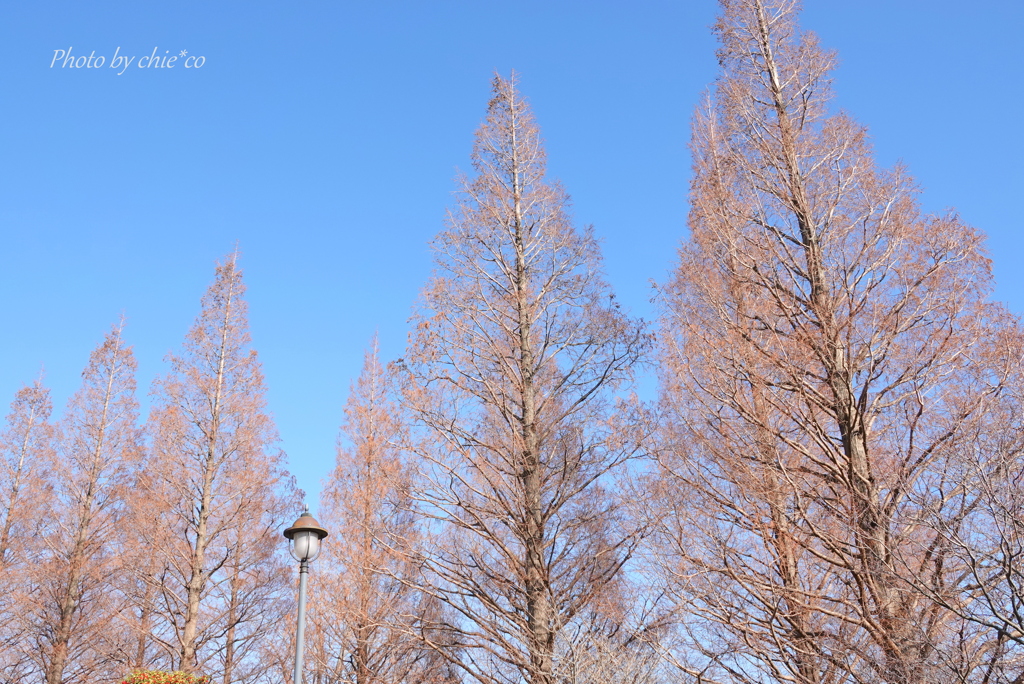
[121,671,212,684]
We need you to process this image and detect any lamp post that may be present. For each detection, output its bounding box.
[283,508,329,684]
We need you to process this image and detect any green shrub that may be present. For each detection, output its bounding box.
[121,671,212,684]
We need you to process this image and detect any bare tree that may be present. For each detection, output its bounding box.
[309,338,454,684]
[0,380,52,567]
[144,251,295,679]
[34,322,142,684]
[0,380,54,682]
[400,73,648,684]
[653,1,1011,682]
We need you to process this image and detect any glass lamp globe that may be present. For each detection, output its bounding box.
[283,509,329,562]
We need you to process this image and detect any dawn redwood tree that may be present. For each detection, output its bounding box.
[653,1,1016,682]
[0,380,52,568]
[37,322,142,684]
[401,74,648,684]
[0,379,54,681]
[311,338,455,684]
[145,252,294,678]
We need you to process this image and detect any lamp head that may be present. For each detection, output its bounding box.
[283,508,329,562]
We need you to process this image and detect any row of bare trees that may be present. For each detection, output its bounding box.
[304,2,1024,681]
[3,1,1023,683]
[0,256,298,684]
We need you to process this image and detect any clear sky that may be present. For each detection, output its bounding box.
[2,1,1021,511]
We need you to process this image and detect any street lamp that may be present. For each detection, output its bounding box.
[284,507,329,684]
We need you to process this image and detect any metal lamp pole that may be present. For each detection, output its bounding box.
[293,557,309,684]
[283,508,329,684]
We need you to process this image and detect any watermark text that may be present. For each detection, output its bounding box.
[50,47,205,75]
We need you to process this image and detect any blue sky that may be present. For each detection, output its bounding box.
[1,1,1021,510]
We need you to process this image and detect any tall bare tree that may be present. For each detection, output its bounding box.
[0,380,54,682]
[310,338,454,684]
[145,252,295,679]
[35,322,142,684]
[0,380,52,567]
[652,1,1012,682]
[401,73,648,684]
